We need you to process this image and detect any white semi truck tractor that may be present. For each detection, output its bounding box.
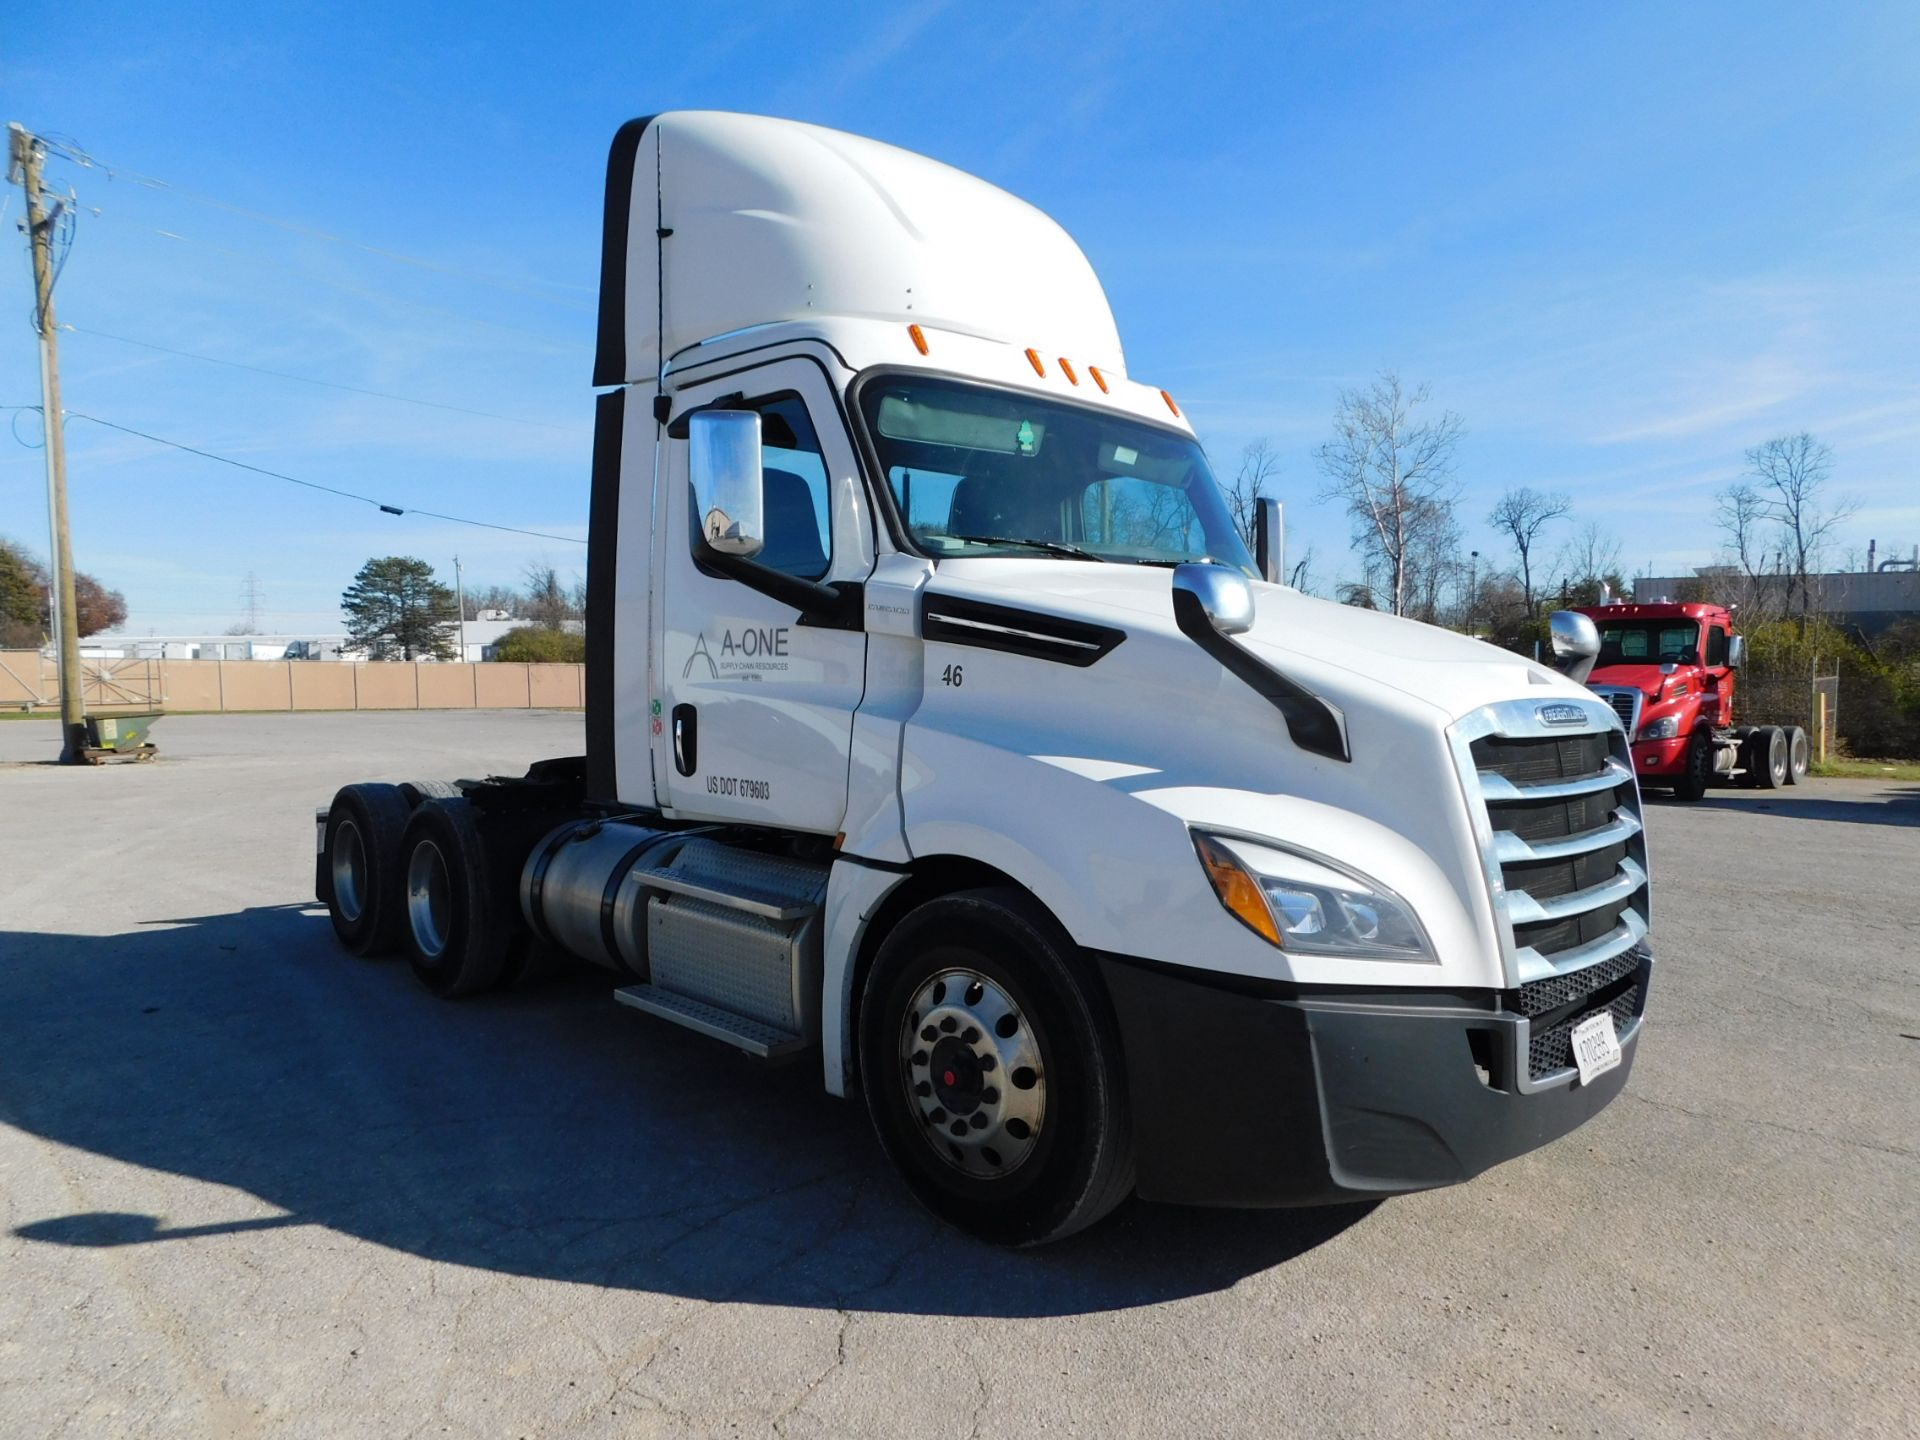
[317,112,1652,1245]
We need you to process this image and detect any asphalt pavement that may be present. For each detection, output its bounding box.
[1,711,1914,1438]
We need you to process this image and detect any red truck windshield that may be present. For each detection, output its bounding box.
[1598,620,1700,666]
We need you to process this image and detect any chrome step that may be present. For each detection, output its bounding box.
[614,984,807,1059]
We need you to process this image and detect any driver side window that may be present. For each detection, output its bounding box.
[747,395,831,581]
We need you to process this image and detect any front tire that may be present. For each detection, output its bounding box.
[858,888,1134,1246]
[1671,731,1712,802]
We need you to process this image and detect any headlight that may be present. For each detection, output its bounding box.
[1639,714,1680,741]
[1192,831,1434,961]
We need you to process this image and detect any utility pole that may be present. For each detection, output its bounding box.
[9,124,86,762]
[453,555,468,662]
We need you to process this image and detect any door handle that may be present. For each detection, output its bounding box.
[672,704,698,776]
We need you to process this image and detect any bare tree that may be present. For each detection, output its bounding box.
[1315,374,1463,617]
[1549,521,1625,607]
[521,563,579,631]
[1487,487,1570,618]
[1738,433,1853,620]
[1287,544,1316,594]
[1220,439,1281,547]
[1404,498,1465,624]
[463,582,520,620]
[1713,481,1779,619]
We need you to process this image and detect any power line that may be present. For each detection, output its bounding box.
[35,133,593,311]
[64,323,576,431]
[54,409,586,545]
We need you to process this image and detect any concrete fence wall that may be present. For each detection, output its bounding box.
[0,652,584,713]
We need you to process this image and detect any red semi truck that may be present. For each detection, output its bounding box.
[1574,601,1809,800]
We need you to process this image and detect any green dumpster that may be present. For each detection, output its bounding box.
[85,712,161,751]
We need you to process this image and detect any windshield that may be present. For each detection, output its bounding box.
[1598,620,1700,666]
[857,375,1256,573]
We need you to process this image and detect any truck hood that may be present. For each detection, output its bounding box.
[929,558,1582,722]
[1588,662,1700,701]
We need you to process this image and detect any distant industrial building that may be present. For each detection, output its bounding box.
[1634,553,1920,637]
[76,613,582,664]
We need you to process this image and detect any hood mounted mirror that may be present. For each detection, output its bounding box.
[1548,610,1601,687]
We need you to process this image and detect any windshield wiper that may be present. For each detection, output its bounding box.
[946,534,1104,561]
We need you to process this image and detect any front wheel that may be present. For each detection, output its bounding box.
[858,888,1134,1246]
[1671,731,1713,802]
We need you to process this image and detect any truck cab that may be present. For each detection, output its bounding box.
[318,112,1656,1244]
[1578,601,1805,799]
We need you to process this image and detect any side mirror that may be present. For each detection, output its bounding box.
[1548,610,1601,687]
[1173,563,1255,636]
[1727,634,1745,670]
[689,410,764,559]
[1253,498,1284,585]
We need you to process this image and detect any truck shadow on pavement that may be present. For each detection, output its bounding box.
[1,905,1371,1318]
[1646,784,1920,828]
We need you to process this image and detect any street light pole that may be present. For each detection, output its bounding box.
[453,555,468,661]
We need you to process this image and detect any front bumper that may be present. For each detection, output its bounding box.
[1098,949,1651,1208]
[1631,736,1689,776]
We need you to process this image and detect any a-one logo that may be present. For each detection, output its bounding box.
[682,626,791,681]
[1537,703,1587,727]
[683,633,718,680]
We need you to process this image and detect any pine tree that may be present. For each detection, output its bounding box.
[341,556,459,660]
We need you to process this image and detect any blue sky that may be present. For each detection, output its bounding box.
[5,1,1917,633]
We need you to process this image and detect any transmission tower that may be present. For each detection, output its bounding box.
[240,571,263,633]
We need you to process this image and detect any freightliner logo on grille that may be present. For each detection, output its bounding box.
[1537,703,1588,726]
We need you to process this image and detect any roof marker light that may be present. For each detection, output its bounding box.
[907,324,929,356]
[1025,348,1046,377]
[1160,389,1182,418]
[1088,366,1110,394]
[1058,358,1079,386]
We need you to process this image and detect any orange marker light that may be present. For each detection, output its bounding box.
[1088,366,1110,393]
[1193,834,1281,946]
[1160,389,1182,418]
[907,323,929,356]
[1058,358,1079,385]
[1025,347,1046,377]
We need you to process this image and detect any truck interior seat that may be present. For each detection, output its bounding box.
[948,475,1056,541]
[758,466,828,578]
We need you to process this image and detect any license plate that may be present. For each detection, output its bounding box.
[1569,1011,1623,1085]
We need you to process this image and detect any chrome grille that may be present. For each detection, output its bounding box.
[1591,686,1642,738]
[1450,698,1652,991]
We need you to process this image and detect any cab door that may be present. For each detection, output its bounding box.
[652,359,871,833]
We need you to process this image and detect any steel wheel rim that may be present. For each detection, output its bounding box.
[406,840,453,959]
[899,966,1046,1178]
[331,819,367,923]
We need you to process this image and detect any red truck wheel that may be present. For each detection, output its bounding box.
[1671,732,1713,801]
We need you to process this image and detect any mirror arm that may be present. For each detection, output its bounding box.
[1170,587,1349,762]
[700,544,864,630]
